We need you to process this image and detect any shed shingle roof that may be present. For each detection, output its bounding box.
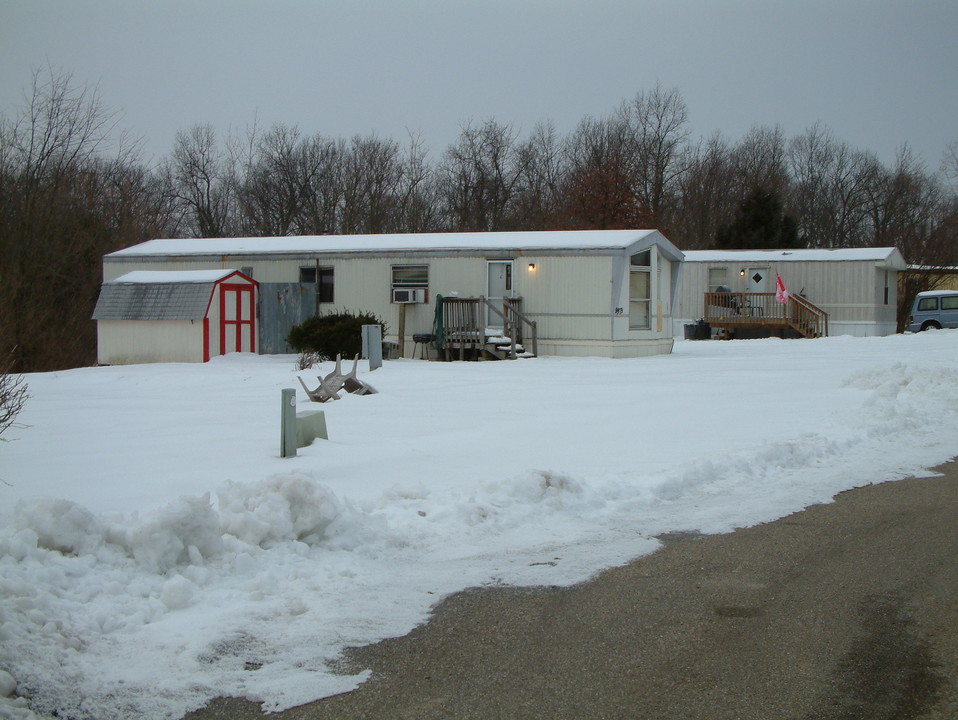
[93,282,216,321]
[92,270,242,321]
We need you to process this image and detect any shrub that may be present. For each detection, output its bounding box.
[286,310,387,361]
[1,349,29,439]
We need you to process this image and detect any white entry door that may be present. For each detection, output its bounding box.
[746,268,769,293]
[486,260,514,329]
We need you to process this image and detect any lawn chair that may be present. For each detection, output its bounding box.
[297,354,377,403]
[297,373,343,403]
[338,354,378,396]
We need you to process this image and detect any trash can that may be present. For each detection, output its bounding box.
[684,319,711,340]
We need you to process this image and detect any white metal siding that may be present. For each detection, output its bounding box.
[519,255,614,342]
[102,239,680,358]
[98,320,204,364]
[674,259,900,337]
[612,249,675,341]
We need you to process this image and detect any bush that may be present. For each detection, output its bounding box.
[286,310,387,361]
[1,349,29,439]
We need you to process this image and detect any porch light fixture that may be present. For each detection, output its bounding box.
[739,268,746,276]
[528,263,536,272]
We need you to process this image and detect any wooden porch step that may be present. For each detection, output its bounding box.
[703,291,828,340]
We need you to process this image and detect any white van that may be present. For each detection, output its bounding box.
[907,290,958,331]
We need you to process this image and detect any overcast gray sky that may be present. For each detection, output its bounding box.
[2,0,956,170]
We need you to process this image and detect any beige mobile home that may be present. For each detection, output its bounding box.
[100,230,684,361]
[674,248,907,338]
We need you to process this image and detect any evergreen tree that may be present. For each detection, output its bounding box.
[714,187,800,249]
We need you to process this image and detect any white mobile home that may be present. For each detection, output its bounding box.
[99,230,684,361]
[93,270,258,365]
[674,248,907,338]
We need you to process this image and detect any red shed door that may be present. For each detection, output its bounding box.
[220,283,256,355]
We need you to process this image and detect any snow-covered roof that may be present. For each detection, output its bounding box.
[93,271,249,321]
[908,264,958,272]
[110,270,240,284]
[93,270,255,320]
[94,283,215,321]
[107,230,669,257]
[682,247,903,264]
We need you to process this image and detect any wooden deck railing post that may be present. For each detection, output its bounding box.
[441,296,537,360]
[703,292,828,339]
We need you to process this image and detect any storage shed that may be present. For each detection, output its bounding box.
[93,270,258,364]
[101,230,684,359]
[674,248,907,337]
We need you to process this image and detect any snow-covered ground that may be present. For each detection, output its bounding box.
[2,332,957,720]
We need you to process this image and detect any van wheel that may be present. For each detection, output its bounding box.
[921,321,941,331]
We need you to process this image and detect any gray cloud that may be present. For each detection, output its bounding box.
[1,0,955,168]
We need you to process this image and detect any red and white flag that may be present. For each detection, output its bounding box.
[775,271,789,304]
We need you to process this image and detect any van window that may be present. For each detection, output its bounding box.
[917,297,939,311]
[942,296,958,311]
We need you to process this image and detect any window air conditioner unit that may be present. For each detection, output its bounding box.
[392,288,423,303]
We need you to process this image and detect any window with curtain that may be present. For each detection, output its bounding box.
[391,264,429,287]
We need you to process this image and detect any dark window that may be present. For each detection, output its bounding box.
[942,296,958,311]
[630,249,651,267]
[299,266,317,284]
[917,297,938,311]
[318,267,334,304]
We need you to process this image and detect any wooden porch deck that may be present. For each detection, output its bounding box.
[703,292,828,339]
[438,296,538,360]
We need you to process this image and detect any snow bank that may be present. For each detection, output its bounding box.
[1,332,957,719]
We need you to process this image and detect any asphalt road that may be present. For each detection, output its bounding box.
[184,462,958,720]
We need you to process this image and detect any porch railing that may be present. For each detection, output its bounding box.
[703,292,828,339]
[790,293,829,338]
[440,296,537,359]
[483,297,538,358]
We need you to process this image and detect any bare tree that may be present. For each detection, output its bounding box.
[619,84,690,225]
[788,123,874,247]
[437,120,526,231]
[238,123,317,236]
[389,132,439,233]
[940,140,958,194]
[0,350,29,439]
[671,133,734,248]
[0,67,171,371]
[339,134,403,234]
[731,124,790,200]
[3,67,120,183]
[511,121,567,230]
[167,123,239,237]
[297,134,345,235]
[854,145,957,328]
[560,115,648,230]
